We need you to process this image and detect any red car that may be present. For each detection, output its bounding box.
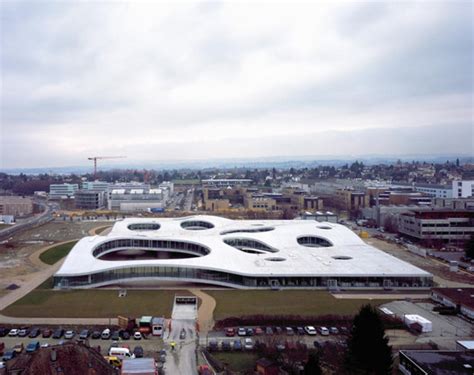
[255,327,264,335]
[225,328,235,337]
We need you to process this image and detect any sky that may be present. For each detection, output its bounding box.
[0,1,473,169]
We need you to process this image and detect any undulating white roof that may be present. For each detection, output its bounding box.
[56,215,431,279]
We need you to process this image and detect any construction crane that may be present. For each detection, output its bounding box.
[88,156,126,178]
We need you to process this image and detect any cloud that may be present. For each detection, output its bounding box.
[0,1,472,168]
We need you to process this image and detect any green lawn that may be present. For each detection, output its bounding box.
[208,290,387,319]
[2,289,185,318]
[39,241,78,265]
[212,352,258,373]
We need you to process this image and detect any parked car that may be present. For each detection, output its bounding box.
[8,329,19,337]
[246,328,254,336]
[0,328,8,337]
[233,340,242,351]
[225,328,235,337]
[79,329,90,339]
[296,327,305,335]
[221,340,231,352]
[265,327,274,335]
[330,327,339,335]
[0,342,4,356]
[133,346,144,358]
[244,338,254,350]
[101,329,111,340]
[179,328,186,340]
[25,341,40,353]
[42,329,52,338]
[319,327,329,336]
[340,327,349,335]
[18,328,29,337]
[255,327,264,335]
[40,343,50,348]
[304,326,317,335]
[111,331,120,341]
[208,339,218,352]
[2,351,16,361]
[28,328,40,338]
[64,330,75,339]
[275,341,285,351]
[13,343,23,354]
[286,327,294,336]
[237,327,246,336]
[52,329,64,339]
[121,331,130,340]
[133,331,142,340]
[274,326,283,335]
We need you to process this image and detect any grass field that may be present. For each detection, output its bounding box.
[212,352,259,373]
[208,290,387,319]
[1,289,188,318]
[39,241,78,265]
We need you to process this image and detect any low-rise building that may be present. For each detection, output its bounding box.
[202,178,253,187]
[108,185,170,212]
[452,180,474,198]
[399,350,474,375]
[75,190,106,210]
[398,209,474,245]
[336,189,369,211]
[81,180,110,192]
[49,183,79,199]
[432,197,474,210]
[431,288,474,320]
[0,196,33,217]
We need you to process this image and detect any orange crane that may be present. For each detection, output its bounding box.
[88,156,126,177]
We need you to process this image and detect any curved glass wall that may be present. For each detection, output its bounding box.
[223,238,278,253]
[127,223,160,231]
[92,238,210,259]
[297,236,333,248]
[53,266,432,290]
[180,220,215,230]
[220,227,275,235]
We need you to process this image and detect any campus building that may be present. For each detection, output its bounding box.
[0,196,33,217]
[398,209,474,245]
[54,216,432,290]
[49,183,79,199]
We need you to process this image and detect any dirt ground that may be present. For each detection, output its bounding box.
[0,221,109,293]
[364,238,474,287]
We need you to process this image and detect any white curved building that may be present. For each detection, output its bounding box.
[54,215,432,290]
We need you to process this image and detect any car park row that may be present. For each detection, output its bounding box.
[224,325,345,337]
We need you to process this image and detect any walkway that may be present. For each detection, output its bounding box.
[188,289,216,335]
[0,225,116,325]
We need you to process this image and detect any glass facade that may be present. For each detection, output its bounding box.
[180,220,215,230]
[93,238,210,258]
[54,265,432,290]
[128,223,160,231]
[297,236,333,247]
[223,238,277,253]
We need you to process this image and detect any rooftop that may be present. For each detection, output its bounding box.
[432,288,474,311]
[401,350,474,375]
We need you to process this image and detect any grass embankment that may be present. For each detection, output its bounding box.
[208,290,388,320]
[212,352,259,373]
[2,290,182,318]
[94,226,111,235]
[39,241,78,265]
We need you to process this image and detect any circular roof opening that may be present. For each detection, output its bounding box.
[297,236,333,248]
[265,257,286,262]
[128,223,160,231]
[332,256,352,260]
[181,220,214,230]
[317,226,332,230]
[223,238,278,253]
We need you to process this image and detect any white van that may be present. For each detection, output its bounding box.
[108,347,135,360]
[101,328,111,340]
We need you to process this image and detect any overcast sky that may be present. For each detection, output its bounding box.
[1,1,472,169]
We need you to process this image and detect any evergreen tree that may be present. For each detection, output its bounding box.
[345,304,393,374]
[304,350,322,375]
[465,234,474,259]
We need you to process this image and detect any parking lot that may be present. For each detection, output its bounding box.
[381,300,473,349]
